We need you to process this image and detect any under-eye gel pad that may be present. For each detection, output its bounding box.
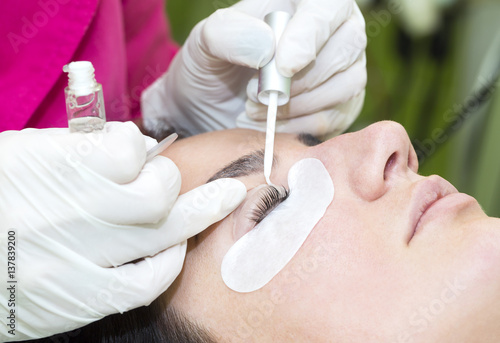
[221,158,334,293]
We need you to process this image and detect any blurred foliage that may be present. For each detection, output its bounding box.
[166,0,500,217]
[166,0,238,44]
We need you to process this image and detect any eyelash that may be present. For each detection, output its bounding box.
[249,186,290,224]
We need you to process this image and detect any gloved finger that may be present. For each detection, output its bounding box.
[78,178,244,268]
[11,127,69,136]
[200,8,275,69]
[277,0,356,77]
[229,0,295,18]
[246,7,365,103]
[156,178,247,246]
[0,127,69,159]
[49,121,147,184]
[287,6,366,95]
[144,135,158,151]
[247,54,366,120]
[237,91,365,137]
[99,242,187,316]
[81,122,147,184]
[73,176,244,268]
[82,155,181,225]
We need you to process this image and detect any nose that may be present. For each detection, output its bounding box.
[312,121,418,201]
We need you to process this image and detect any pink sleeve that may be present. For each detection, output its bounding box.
[0,0,178,131]
[119,0,179,121]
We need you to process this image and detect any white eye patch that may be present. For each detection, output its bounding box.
[221,158,334,293]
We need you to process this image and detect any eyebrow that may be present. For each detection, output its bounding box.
[206,133,322,183]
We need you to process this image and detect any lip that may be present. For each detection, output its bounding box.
[407,175,459,243]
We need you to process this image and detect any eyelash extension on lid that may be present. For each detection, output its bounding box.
[250,186,290,224]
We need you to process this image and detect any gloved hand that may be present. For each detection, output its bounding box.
[142,0,366,139]
[0,122,246,341]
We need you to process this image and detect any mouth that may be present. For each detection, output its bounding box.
[407,175,459,243]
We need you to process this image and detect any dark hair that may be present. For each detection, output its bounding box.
[20,297,216,343]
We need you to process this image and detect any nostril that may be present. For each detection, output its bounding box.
[384,152,397,180]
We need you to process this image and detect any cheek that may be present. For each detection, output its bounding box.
[446,224,500,302]
[260,207,411,331]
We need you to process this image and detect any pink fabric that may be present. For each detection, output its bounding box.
[0,0,178,131]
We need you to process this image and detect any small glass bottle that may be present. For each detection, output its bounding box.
[63,61,106,133]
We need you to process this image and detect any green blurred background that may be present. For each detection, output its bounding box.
[166,0,500,217]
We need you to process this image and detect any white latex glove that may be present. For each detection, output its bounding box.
[142,0,367,139]
[0,122,246,341]
[396,0,441,37]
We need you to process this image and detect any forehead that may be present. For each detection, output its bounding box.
[162,129,305,193]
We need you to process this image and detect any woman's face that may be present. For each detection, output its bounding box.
[162,121,500,343]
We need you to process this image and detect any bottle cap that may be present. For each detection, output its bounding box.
[63,61,97,96]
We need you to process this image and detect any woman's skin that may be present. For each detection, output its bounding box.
[161,121,500,343]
